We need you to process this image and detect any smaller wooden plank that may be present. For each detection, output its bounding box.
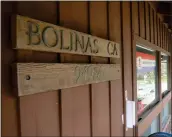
[160,22,163,48]
[139,2,146,39]
[13,63,121,96]
[12,15,120,58]
[164,26,167,50]
[164,26,166,51]
[145,2,150,41]
[162,25,165,49]
[168,32,171,52]
[150,7,154,44]
[132,2,139,35]
[167,32,170,52]
[157,17,160,47]
[166,29,168,51]
[154,10,157,46]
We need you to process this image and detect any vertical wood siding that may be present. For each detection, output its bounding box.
[16,2,60,136]
[139,2,146,39]
[2,1,172,137]
[154,10,157,45]
[145,2,150,41]
[122,2,133,136]
[89,2,110,136]
[59,2,90,136]
[109,2,124,136]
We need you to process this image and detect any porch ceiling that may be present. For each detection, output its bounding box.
[156,1,172,30]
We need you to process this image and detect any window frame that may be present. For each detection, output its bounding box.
[161,53,170,97]
[136,44,159,119]
[133,35,171,137]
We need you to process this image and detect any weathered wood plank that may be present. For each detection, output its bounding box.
[154,10,157,46]
[166,28,168,51]
[132,2,139,35]
[12,15,120,58]
[139,2,146,39]
[160,22,163,48]
[150,7,154,43]
[162,25,165,49]
[14,63,121,96]
[157,17,160,47]
[145,2,150,41]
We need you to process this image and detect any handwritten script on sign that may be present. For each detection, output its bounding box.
[12,15,120,58]
[14,63,121,96]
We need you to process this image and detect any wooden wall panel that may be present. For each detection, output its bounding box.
[16,2,60,136]
[167,31,169,51]
[161,22,163,48]
[59,2,91,136]
[1,2,19,136]
[154,10,157,46]
[164,25,166,50]
[109,2,124,136]
[145,2,150,41]
[169,32,171,52]
[89,2,110,136]
[168,31,170,52]
[139,2,146,39]
[150,7,154,44]
[159,21,162,48]
[157,17,160,47]
[166,29,168,51]
[132,1,140,35]
[20,92,60,136]
[159,19,162,48]
[132,2,139,35]
[162,25,165,49]
[122,2,133,136]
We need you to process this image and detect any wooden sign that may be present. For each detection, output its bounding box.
[12,15,120,58]
[13,63,121,96]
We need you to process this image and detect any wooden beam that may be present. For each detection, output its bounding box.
[13,63,121,96]
[12,15,120,58]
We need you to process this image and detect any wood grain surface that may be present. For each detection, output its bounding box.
[12,15,120,58]
[14,63,121,96]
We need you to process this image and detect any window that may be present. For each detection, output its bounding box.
[161,100,171,133]
[142,115,160,137]
[136,45,158,115]
[161,53,169,94]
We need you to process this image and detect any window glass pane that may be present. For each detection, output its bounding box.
[136,45,157,115]
[142,115,160,137]
[161,100,171,133]
[161,54,168,93]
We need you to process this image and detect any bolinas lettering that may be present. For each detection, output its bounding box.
[107,42,118,55]
[42,26,58,47]
[26,21,41,45]
[74,32,85,53]
[25,22,106,56]
[84,37,92,53]
[93,39,99,53]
